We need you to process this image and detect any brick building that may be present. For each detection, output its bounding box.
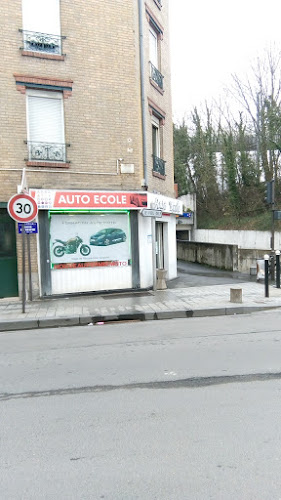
[0,0,182,298]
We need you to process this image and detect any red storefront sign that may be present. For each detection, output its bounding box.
[53,260,129,270]
[30,190,147,210]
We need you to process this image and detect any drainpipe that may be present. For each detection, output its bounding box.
[137,0,148,189]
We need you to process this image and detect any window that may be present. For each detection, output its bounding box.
[21,0,63,56]
[147,10,164,90]
[149,100,166,178]
[152,116,161,158]
[152,116,165,177]
[149,27,158,69]
[26,89,67,164]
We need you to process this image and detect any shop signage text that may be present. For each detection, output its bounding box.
[30,190,147,210]
[53,260,129,269]
[147,193,183,215]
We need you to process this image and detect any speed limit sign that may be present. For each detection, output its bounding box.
[7,193,38,223]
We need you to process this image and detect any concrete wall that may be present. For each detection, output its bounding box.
[193,229,276,250]
[177,241,239,271]
[238,248,269,274]
[177,240,271,273]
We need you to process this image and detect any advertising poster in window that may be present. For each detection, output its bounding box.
[50,213,131,269]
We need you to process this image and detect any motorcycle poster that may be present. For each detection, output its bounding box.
[50,213,131,266]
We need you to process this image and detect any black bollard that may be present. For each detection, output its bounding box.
[264,254,269,298]
[276,251,280,289]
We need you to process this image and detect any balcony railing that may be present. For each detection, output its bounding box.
[19,30,65,55]
[150,62,164,90]
[152,155,166,176]
[27,141,68,162]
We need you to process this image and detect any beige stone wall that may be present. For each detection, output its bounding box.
[0,0,174,200]
[143,0,175,197]
[0,0,145,198]
[0,0,175,293]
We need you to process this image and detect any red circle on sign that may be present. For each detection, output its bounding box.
[7,194,38,223]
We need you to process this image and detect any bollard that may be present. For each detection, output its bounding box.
[230,288,242,303]
[264,254,269,297]
[156,269,167,290]
[276,250,280,289]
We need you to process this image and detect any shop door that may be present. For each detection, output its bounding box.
[156,222,164,269]
[0,209,18,297]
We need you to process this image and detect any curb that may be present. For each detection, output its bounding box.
[0,304,280,332]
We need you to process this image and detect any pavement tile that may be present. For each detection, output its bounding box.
[1,276,281,331]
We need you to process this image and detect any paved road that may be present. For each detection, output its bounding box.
[168,260,256,288]
[2,311,281,499]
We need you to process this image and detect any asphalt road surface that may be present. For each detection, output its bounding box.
[2,310,281,499]
[168,260,256,288]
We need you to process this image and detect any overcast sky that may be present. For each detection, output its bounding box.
[169,0,281,122]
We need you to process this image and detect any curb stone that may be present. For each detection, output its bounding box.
[38,317,80,328]
[0,305,281,332]
[0,320,39,332]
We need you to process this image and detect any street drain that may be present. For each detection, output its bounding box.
[94,319,141,325]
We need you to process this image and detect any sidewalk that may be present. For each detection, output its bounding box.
[1,280,281,332]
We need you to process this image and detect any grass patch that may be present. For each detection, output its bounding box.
[198,211,281,231]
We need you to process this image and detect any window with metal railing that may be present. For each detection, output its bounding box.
[25,89,69,166]
[26,141,68,162]
[150,62,164,90]
[152,155,166,176]
[19,29,65,55]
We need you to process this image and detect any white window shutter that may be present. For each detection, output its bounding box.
[149,28,158,68]
[27,94,64,144]
[22,0,61,35]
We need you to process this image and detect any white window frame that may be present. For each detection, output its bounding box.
[26,89,65,144]
[26,89,65,162]
[149,27,159,69]
[22,0,61,35]
[152,115,161,158]
[21,0,62,54]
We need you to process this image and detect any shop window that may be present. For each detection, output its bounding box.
[26,89,68,166]
[20,0,65,59]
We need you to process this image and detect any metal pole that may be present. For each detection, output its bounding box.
[271,179,275,281]
[264,254,269,298]
[151,217,157,291]
[271,209,275,281]
[276,250,280,289]
[22,228,26,313]
[27,231,33,301]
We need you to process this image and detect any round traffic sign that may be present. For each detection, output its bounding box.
[7,193,38,223]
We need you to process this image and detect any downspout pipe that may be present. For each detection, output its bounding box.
[137,0,148,189]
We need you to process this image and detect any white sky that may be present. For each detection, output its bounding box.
[169,0,281,122]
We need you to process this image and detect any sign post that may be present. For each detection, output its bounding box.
[7,192,38,313]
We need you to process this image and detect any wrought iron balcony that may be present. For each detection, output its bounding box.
[152,155,166,176]
[27,142,68,162]
[19,30,65,55]
[150,62,164,90]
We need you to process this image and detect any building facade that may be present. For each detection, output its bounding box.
[0,0,182,298]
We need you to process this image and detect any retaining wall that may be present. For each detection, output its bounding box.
[177,240,269,273]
